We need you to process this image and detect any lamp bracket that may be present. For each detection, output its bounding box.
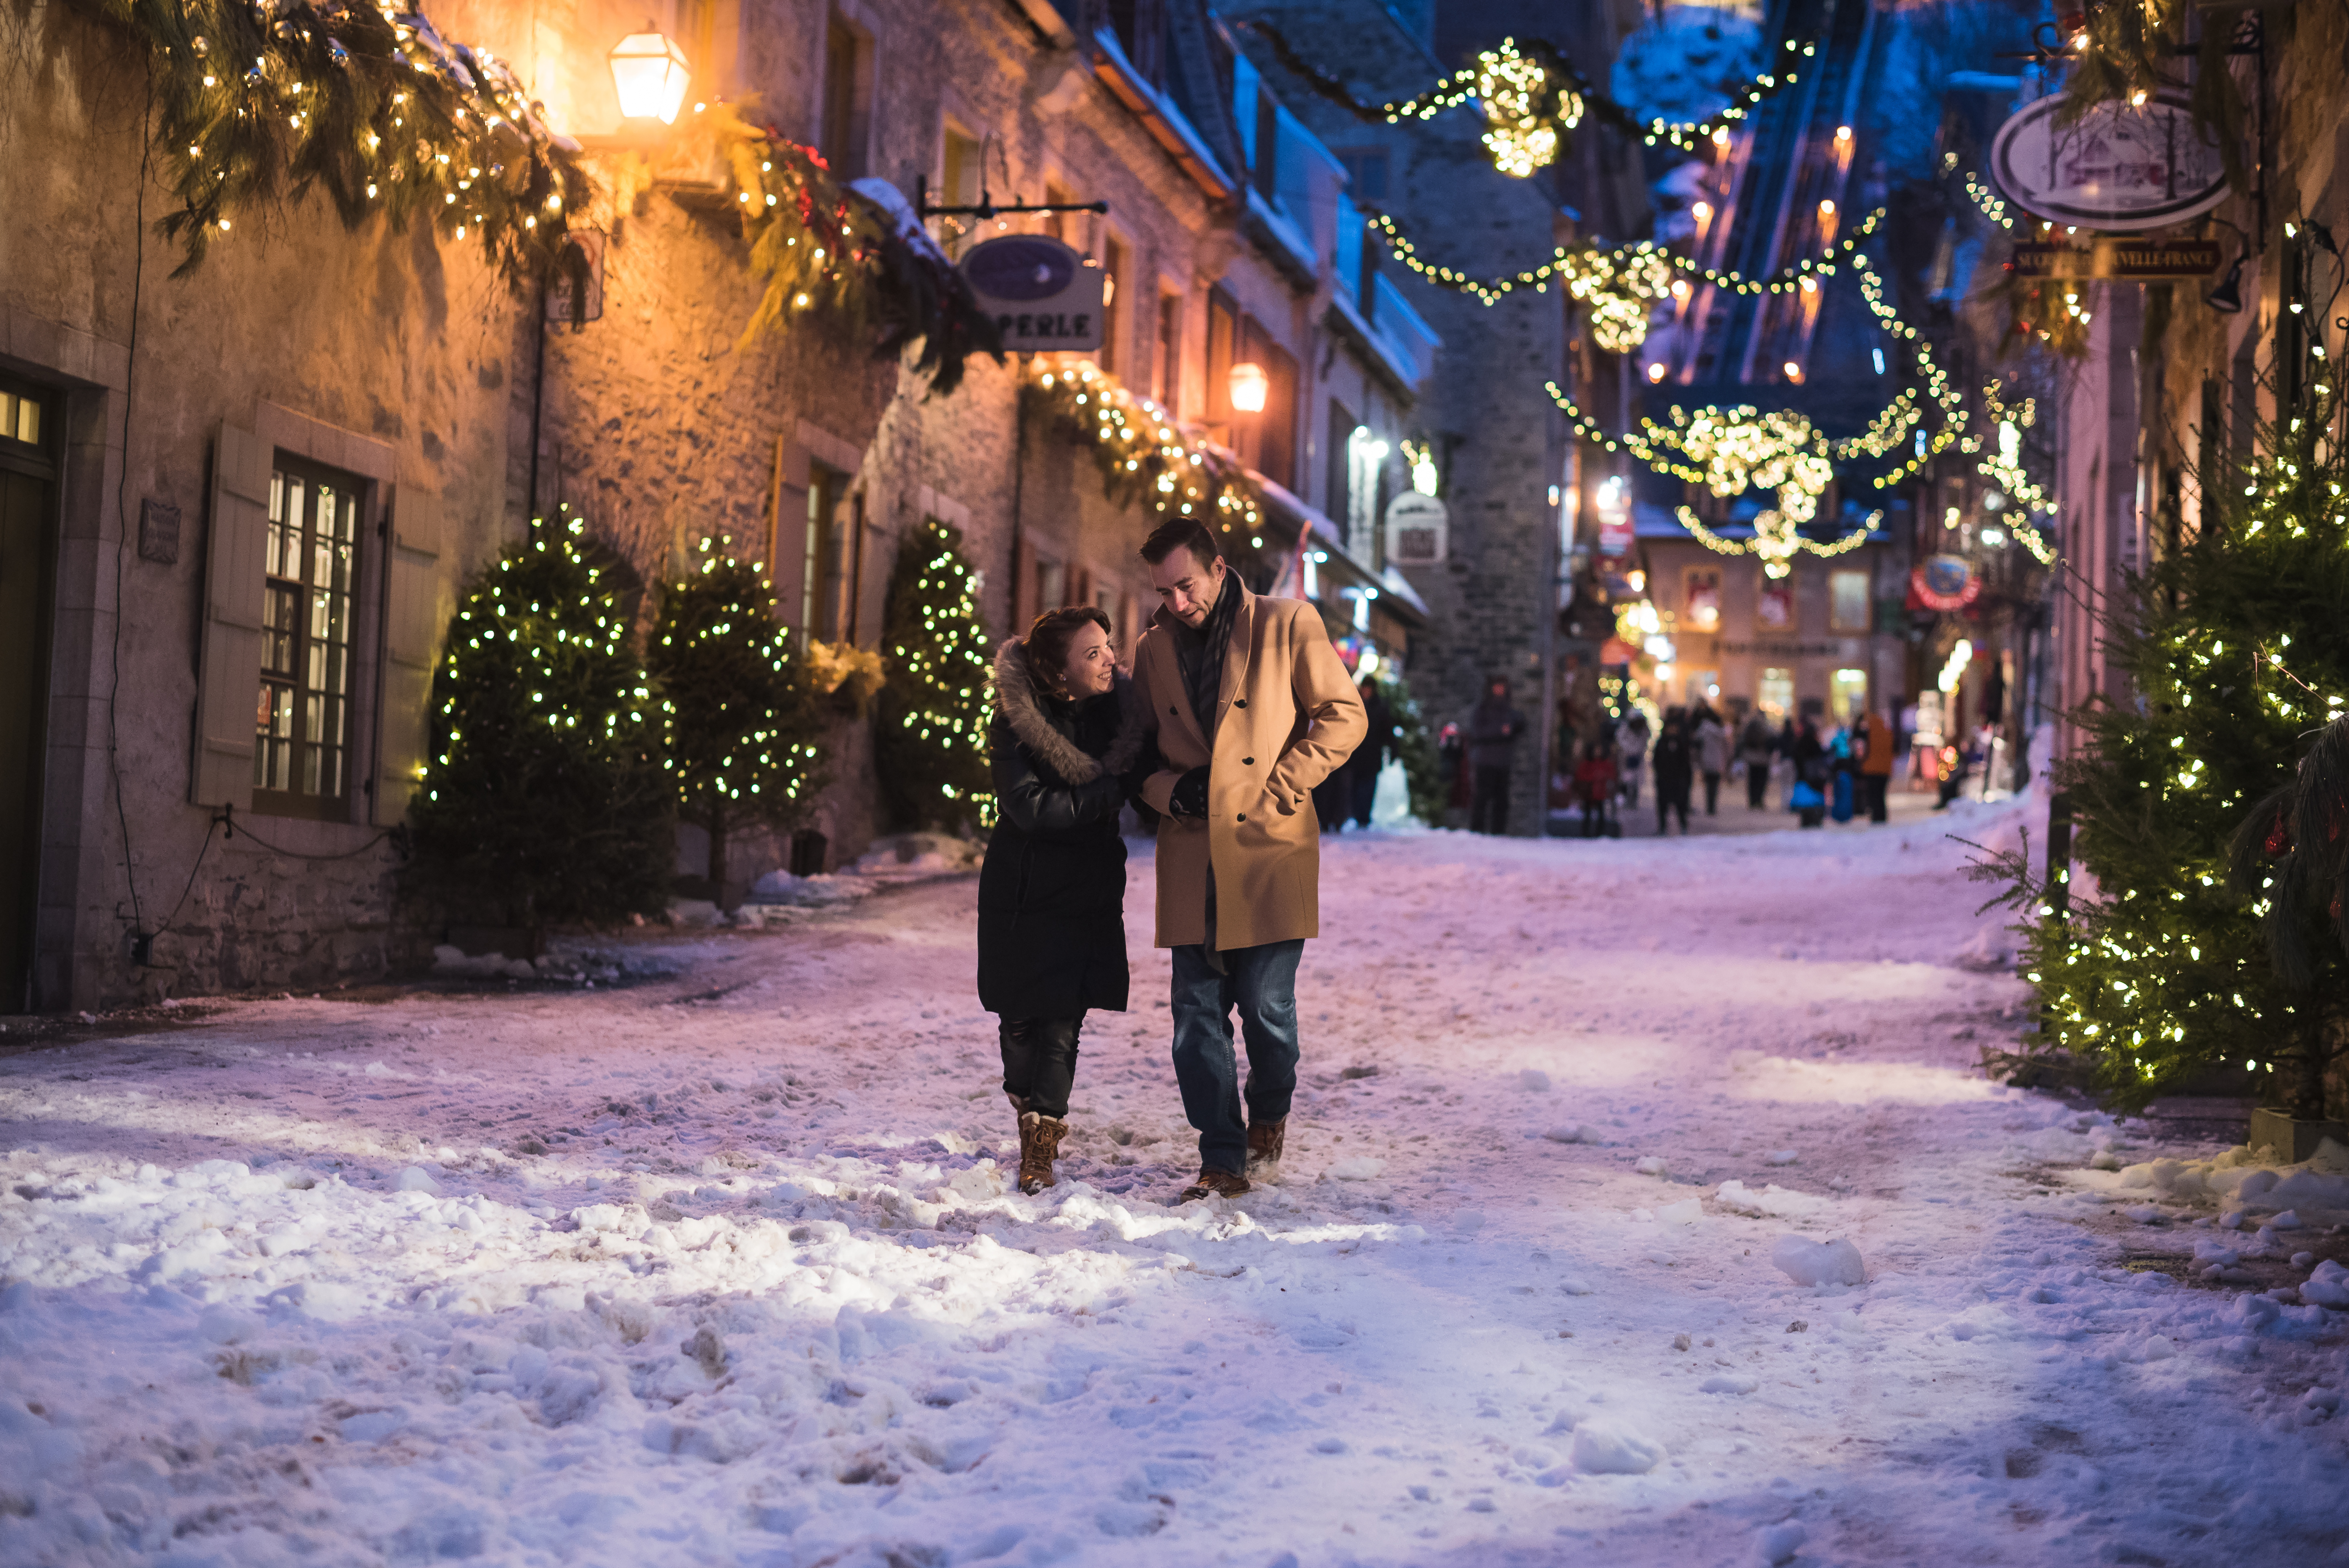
[913,173,1108,219]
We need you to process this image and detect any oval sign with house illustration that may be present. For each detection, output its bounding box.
[961,235,1104,353]
[1988,92,2228,232]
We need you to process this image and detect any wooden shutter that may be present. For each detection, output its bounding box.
[190,424,271,808]
[373,489,443,826]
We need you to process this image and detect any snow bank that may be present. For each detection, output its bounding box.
[2116,1137,2349,1214]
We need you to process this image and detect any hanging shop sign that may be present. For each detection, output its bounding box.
[2007,239,2222,280]
[961,235,1104,353]
[1908,554,1981,612]
[544,231,606,325]
[1988,92,2229,233]
[1384,490,1449,566]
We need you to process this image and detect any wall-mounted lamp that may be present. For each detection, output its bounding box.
[611,28,692,124]
[1350,424,1389,463]
[1228,361,1269,413]
[2206,253,2246,314]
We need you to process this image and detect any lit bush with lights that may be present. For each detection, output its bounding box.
[646,541,827,900]
[1975,365,2349,1115]
[874,516,994,831]
[406,522,670,929]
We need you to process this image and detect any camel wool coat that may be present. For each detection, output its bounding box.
[1133,582,1366,950]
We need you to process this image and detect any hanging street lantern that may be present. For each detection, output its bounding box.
[1228,361,1269,413]
[610,29,692,124]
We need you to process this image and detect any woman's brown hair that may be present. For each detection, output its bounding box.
[1021,606,1114,692]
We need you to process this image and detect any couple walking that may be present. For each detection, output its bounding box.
[975,519,1367,1202]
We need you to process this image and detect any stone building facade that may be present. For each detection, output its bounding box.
[0,0,1439,1011]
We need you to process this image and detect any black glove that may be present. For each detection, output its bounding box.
[1168,766,1210,820]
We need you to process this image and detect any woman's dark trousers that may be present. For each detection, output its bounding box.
[1000,1015,1083,1118]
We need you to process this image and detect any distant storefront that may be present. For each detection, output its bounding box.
[1631,504,1906,722]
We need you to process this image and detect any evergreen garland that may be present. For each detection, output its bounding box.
[1974,353,2349,1115]
[406,522,668,927]
[617,106,1001,393]
[66,0,590,284]
[874,516,994,830]
[644,543,827,900]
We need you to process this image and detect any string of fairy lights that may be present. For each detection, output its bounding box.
[1962,170,2018,231]
[1853,253,1972,483]
[1976,383,2059,565]
[1341,33,1815,161]
[1366,208,1888,354]
[1532,240,2011,572]
[1027,363,1267,540]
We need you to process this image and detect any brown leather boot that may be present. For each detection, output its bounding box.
[1017,1111,1067,1195]
[1179,1166,1251,1202]
[1246,1118,1286,1183]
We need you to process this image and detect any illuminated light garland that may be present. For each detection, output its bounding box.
[1976,382,2059,565]
[1544,388,1876,576]
[1476,40,1581,178]
[1853,253,1968,484]
[621,105,1001,392]
[71,0,592,285]
[1676,504,1881,577]
[1025,361,1266,536]
[1369,207,1886,318]
[1962,170,2016,231]
[1235,19,1815,169]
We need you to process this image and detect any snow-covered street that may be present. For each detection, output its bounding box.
[6,807,2349,1567]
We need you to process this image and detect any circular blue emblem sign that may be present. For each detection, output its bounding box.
[962,236,1080,302]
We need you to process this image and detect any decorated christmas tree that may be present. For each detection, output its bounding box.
[1372,670,1446,826]
[406,521,669,927]
[1977,356,2349,1116]
[874,516,996,831]
[644,541,827,902]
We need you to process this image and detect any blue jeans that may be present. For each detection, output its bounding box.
[1169,939,1305,1174]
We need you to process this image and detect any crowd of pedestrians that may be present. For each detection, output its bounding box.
[1555,699,1911,836]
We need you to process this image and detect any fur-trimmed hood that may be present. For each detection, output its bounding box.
[992,639,1147,783]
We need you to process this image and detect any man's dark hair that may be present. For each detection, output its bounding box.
[1139,518,1221,570]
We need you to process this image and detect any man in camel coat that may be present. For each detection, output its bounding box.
[1131,519,1366,1200]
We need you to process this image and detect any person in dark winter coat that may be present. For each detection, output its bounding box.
[1738,710,1776,809]
[1651,707,1694,834]
[1693,703,1729,815]
[977,608,1147,1194]
[1350,676,1395,828]
[1790,717,1829,828]
[1468,678,1527,834]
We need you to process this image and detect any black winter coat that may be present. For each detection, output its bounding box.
[1652,725,1695,797]
[976,640,1146,1019]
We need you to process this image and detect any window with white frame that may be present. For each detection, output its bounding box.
[255,459,361,815]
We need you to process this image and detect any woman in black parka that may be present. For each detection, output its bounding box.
[977,606,1145,1193]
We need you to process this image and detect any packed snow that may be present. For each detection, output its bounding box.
[5,797,2349,1565]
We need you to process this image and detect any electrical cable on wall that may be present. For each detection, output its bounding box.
[110,64,155,959]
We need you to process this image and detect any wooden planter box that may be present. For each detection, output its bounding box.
[2249,1107,2349,1165]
